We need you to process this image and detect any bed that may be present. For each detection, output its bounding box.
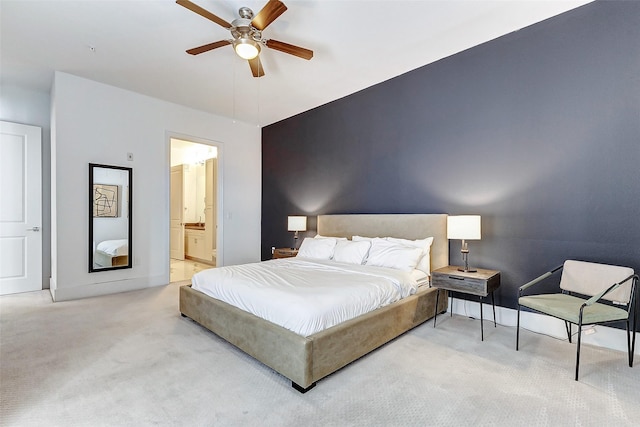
[94,239,129,267]
[179,214,449,392]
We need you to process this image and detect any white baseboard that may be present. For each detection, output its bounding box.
[51,275,166,302]
[448,297,638,355]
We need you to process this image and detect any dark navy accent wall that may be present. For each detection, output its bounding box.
[262,1,640,315]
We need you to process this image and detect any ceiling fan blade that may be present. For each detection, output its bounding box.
[251,0,288,31]
[248,57,265,78]
[176,0,231,29]
[186,40,231,55]
[266,39,313,60]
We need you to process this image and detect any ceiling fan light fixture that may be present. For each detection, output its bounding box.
[234,38,260,60]
[178,0,314,77]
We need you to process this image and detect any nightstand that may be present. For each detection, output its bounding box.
[272,248,298,259]
[431,266,501,340]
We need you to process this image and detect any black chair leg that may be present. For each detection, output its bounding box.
[565,320,572,343]
[575,319,582,381]
[627,310,638,368]
[516,304,521,351]
[629,309,638,367]
[627,319,632,367]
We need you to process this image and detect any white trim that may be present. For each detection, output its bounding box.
[447,297,638,355]
[49,277,56,300]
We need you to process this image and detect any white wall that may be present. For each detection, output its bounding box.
[50,72,261,301]
[0,84,52,289]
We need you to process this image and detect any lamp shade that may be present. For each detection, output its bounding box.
[447,215,481,240]
[287,216,307,232]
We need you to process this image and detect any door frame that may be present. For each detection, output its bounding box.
[167,132,223,270]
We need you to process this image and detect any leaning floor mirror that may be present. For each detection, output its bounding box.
[89,163,132,272]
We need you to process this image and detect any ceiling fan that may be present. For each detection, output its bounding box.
[177,0,313,78]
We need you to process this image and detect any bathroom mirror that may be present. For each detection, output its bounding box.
[89,163,132,272]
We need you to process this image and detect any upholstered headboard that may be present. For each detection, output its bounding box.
[317,214,449,271]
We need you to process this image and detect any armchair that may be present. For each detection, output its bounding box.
[516,260,637,380]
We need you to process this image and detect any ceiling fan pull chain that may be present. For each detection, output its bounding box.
[257,74,261,126]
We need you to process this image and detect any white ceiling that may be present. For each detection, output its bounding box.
[1,0,590,126]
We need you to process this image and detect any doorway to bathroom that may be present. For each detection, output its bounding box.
[170,137,220,283]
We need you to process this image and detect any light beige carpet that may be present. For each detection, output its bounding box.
[1,281,639,426]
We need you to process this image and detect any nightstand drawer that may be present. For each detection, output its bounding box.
[431,266,500,297]
[433,274,486,295]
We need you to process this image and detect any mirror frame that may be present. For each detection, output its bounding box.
[89,163,133,273]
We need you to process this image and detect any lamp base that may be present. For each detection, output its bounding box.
[459,246,476,273]
[292,232,299,250]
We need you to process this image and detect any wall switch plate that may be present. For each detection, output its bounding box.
[127,152,133,161]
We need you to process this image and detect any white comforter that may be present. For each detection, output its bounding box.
[191,257,419,337]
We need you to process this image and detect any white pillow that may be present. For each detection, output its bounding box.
[314,234,348,240]
[352,235,374,242]
[386,236,434,275]
[333,240,371,265]
[365,238,423,272]
[297,237,337,260]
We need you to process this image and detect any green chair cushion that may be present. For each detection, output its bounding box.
[519,294,629,325]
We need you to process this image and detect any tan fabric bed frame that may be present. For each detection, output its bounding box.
[179,214,449,392]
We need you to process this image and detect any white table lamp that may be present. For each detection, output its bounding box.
[447,215,481,272]
[287,216,307,249]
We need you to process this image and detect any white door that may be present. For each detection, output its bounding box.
[0,121,42,295]
[170,165,185,260]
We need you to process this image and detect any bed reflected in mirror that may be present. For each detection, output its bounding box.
[89,163,132,272]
